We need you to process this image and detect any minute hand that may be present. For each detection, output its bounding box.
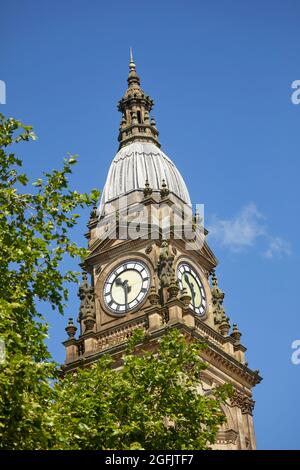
[184,274,196,310]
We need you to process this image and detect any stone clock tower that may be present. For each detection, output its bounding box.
[63,52,261,450]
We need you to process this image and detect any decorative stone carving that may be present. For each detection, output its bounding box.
[219,311,230,337]
[180,287,191,307]
[160,179,170,199]
[117,51,160,149]
[150,116,157,129]
[230,390,255,415]
[167,274,179,300]
[216,429,238,445]
[96,320,147,352]
[148,284,160,305]
[210,270,231,335]
[231,323,242,344]
[143,179,153,198]
[78,272,96,332]
[157,240,175,288]
[65,318,77,338]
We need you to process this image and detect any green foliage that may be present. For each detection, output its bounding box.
[51,329,232,450]
[0,113,232,450]
[0,114,99,449]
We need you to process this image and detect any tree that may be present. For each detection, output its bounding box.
[0,114,99,449]
[51,329,232,450]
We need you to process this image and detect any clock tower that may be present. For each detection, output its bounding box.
[63,52,261,450]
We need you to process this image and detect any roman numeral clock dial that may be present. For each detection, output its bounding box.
[177,263,207,316]
[103,261,150,314]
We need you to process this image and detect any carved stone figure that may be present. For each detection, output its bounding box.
[157,240,174,288]
[78,272,96,331]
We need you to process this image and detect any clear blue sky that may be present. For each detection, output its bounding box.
[2,0,300,450]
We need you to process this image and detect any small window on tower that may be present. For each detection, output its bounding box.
[137,110,142,123]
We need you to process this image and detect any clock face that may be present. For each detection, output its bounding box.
[103,261,150,314]
[177,263,206,316]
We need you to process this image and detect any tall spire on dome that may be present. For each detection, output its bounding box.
[127,47,140,87]
[117,49,160,149]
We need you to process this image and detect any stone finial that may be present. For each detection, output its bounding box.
[160,179,170,199]
[148,284,160,306]
[210,270,227,328]
[167,273,179,300]
[219,311,230,337]
[143,178,153,198]
[65,318,77,338]
[128,47,140,87]
[120,115,127,129]
[231,323,242,344]
[150,116,157,128]
[211,270,225,301]
[180,287,191,307]
[89,204,97,220]
[193,207,202,230]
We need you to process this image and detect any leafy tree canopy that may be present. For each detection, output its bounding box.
[0,114,99,449]
[52,328,231,450]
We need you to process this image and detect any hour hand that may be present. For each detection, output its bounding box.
[115,277,123,287]
[115,277,131,293]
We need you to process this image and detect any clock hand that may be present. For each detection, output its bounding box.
[115,277,132,310]
[116,277,146,290]
[123,280,130,310]
[184,274,196,310]
[190,282,196,310]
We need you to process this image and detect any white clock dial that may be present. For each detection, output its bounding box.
[177,263,206,315]
[104,261,150,314]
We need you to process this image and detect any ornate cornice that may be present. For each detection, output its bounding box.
[230,389,255,415]
[64,313,261,388]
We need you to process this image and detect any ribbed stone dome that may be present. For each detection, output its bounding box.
[100,141,191,208]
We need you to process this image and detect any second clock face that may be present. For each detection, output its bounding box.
[177,263,206,316]
[104,261,150,314]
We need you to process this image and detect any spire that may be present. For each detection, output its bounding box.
[117,51,160,149]
[129,47,134,66]
[127,47,140,87]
